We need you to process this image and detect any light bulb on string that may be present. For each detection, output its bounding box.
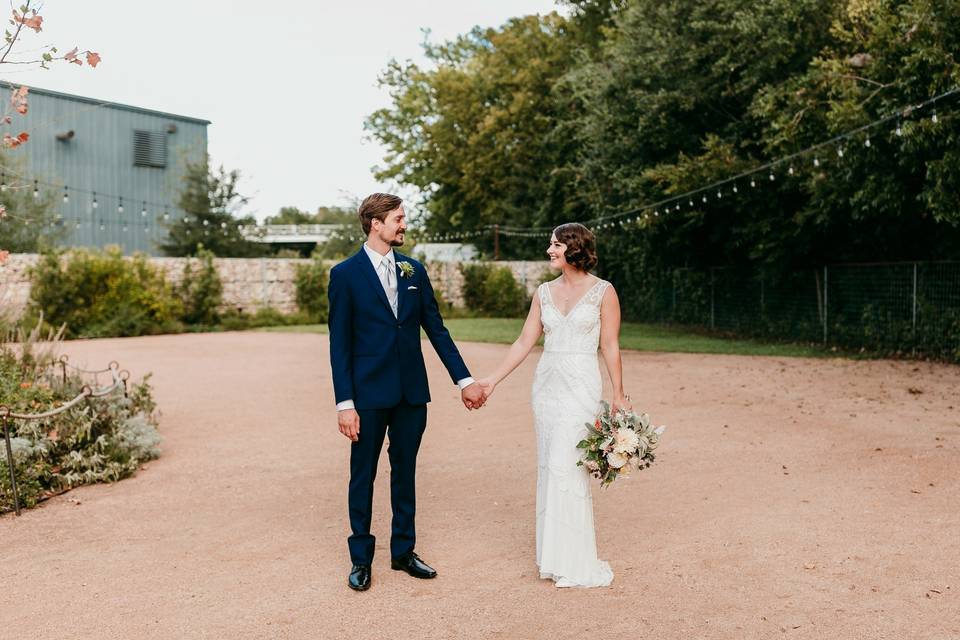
[768,171,775,181]
[932,110,938,124]
[750,178,756,188]
[163,210,169,221]
[895,118,903,136]
[865,136,871,147]
[92,193,98,209]
[0,173,6,192]
[118,198,124,214]
[32,180,39,198]
[813,157,820,168]
[788,166,795,176]
[836,146,844,158]
[732,184,738,193]
[701,195,708,203]
[654,210,659,217]
[122,225,128,233]
[141,202,147,217]
[99,222,105,231]
[716,190,722,199]
[63,186,69,203]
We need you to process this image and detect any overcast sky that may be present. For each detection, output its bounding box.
[8,1,559,221]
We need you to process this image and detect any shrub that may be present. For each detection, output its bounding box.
[294,257,329,322]
[0,321,161,513]
[218,306,312,331]
[460,263,527,317]
[177,247,223,326]
[27,247,183,338]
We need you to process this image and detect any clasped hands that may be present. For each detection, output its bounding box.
[461,377,497,411]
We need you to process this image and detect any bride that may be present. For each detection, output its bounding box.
[477,223,629,588]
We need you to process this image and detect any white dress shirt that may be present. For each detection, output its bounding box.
[336,243,475,411]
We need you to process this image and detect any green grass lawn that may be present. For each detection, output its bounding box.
[261,318,827,358]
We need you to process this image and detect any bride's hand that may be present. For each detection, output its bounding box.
[477,377,496,401]
[611,394,632,414]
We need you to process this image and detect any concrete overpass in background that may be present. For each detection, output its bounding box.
[241,224,342,245]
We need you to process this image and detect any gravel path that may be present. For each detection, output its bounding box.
[2,331,958,639]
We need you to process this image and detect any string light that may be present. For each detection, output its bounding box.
[92,193,98,209]
[32,179,39,198]
[141,202,147,217]
[117,198,124,214]
[63,186,69,203]
[0,173,5,192]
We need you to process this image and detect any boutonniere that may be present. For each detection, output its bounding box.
[398,261,415,279]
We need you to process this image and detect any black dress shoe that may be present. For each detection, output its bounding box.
[391,551,437,579]
[348,564,371,591]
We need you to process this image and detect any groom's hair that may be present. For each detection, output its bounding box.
[553,223,598,272]
[358,193,403,235]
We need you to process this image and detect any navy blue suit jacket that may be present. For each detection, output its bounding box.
[327,248,470,410]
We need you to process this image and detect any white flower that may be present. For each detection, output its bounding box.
[606,451,628,468]
[584,459,600,472]
[613,427,640,455]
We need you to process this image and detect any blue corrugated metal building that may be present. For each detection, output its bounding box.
[0,82,209,254]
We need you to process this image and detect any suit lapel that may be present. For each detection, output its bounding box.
[395,258,408,320]
[353,249,394,317]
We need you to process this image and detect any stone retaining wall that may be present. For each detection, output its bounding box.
[0,253,552,319]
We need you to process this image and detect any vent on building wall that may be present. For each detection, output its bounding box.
[133,130,167,168]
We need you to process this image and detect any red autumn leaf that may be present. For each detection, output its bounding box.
[85,51,101,68]
[0,250,10,264]
[16,13,42,32]
[17,132,29,142]
[2,133,20,148]
[64,47,79,62]
[15,103,27,115]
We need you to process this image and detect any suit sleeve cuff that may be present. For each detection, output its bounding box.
[336,400,356,411]
[456,377,475,390]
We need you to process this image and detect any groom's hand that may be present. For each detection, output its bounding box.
[338,409,360,442]
[461,383,485,410]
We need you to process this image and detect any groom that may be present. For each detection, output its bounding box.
[328,193,486,591]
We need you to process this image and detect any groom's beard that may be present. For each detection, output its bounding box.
[389,233,405,247]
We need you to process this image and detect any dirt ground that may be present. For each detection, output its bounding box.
[1,331,958,640]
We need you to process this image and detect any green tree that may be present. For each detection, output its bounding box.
[264,206,315,225]
[160,158,267,257]
[366,13,582,258]
[0,156,62,252]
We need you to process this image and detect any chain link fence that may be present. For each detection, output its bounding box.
[632,261,960,361]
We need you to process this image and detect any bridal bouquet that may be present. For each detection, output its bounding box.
[577,401,665,486]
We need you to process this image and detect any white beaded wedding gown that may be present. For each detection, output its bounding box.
[531,277,614,588]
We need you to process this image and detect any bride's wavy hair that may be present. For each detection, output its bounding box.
[552,223,598,272]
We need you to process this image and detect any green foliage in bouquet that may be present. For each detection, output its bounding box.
[577,401,665,487]
[0,321,161,514]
